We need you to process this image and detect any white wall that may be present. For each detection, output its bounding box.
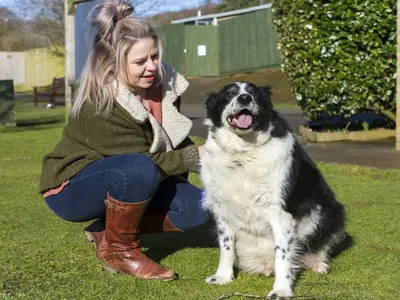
[0,51,25,85]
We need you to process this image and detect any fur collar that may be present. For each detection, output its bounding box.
[114,63,192,153]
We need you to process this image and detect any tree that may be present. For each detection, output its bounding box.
[15,0,64,46]
[0,0,64,50]
[0,5,52,51]
[0,7,19,40]
[32,0,65,46]
[217,0,268,13]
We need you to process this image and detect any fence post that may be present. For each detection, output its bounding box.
[396,0,400,150]
[65,0,76,118]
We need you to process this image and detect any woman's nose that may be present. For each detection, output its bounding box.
[146,59,157,71]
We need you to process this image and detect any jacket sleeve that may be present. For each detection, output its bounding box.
[84,113,200,178]
[175,136,195,149]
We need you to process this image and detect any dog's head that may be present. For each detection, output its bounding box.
[205,82,273,135]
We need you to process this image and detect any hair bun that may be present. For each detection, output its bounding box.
[109,0,134,22]
[92,0,134,43]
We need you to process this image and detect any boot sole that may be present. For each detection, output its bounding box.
[103,263,177,281]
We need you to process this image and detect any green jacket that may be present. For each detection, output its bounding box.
[39,65,199,193]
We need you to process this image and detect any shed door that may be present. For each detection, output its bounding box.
[184,26,219,76]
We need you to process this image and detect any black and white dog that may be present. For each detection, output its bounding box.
[200,82,345,299]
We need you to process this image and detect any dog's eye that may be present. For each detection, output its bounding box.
[225,92,233,98]
[251,91,258,96]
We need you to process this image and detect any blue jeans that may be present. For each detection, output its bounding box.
[45,154,209,231]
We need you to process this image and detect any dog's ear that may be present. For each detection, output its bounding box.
[205,92,218,111]
[259,85,273,109]
[259,85,272,99]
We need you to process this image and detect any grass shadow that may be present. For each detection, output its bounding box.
[141,219,218,263]
[17,117,64,127]
[142,225,354,272]
[331,232,354,258]
[1,121,64,133]
[0,102,66,133]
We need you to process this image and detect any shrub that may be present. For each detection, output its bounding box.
[273,0,396,123]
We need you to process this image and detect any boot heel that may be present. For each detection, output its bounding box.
[84,231,94,242]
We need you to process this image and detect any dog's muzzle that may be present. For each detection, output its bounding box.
[227,108,257,130]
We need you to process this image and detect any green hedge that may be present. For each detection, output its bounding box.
[273,0,396,122]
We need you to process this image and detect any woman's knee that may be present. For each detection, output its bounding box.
[45,193,104,223]
[108,154,161,202]
[112,154,159,178]
[176,208,210,231]
[168,184,210,231]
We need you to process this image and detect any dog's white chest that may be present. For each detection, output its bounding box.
[200,134,293,232]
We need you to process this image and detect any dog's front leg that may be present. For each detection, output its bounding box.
[206,219,235,285]
[266,206,296,299]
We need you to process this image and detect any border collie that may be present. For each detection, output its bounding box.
[200,82,345,299]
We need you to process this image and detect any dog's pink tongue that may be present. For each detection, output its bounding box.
[236,114,252,129]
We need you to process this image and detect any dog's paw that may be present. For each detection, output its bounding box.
[205,275,233,285]
[268,288,293,299]
[312,262,330,275]
[263,261,275,277]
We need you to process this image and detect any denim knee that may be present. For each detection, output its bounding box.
[167,184,210,231]
[177,207,210,231]
[108,154,161,202]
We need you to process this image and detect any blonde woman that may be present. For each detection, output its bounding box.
[39,0,208,281]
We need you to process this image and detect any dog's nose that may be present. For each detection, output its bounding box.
[237,94,252,105]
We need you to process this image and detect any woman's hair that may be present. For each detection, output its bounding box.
[71,0,165,117]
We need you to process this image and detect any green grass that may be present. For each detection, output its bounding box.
[15,101,65,125]
[0,102,65,133]
[1,116,399,299]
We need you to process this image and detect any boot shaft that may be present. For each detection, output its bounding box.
[104,194,150,248]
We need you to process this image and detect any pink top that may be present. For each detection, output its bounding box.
[146,85,162,124]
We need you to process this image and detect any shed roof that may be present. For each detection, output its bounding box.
[171,3,272,24]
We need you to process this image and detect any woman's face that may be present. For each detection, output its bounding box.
[121,37,159,90]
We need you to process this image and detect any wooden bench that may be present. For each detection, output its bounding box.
[33,77,65,106]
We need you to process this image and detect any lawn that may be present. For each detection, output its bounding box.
[0,106,399,300]
[0,101,65,133]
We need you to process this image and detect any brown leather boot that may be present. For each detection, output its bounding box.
[84,211,182,260]
[84,219,108,260]
[102,194,177,281]
[139,210,182,234]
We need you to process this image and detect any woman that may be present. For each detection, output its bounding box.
[39,0,208,281]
